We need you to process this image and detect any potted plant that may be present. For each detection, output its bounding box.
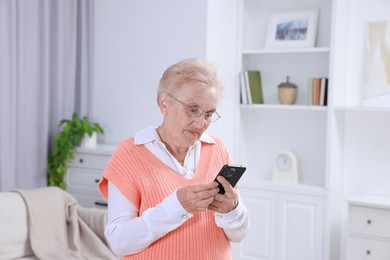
[47,112,104,189]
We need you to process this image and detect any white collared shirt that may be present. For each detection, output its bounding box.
[105,126,249,256]
[133,125,215,178]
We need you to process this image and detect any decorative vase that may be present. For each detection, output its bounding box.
[278,76,297,105]
[80,132,97,148]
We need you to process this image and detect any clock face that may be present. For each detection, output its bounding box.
[276,153,292,171]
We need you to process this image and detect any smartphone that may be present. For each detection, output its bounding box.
[214,164,246,194]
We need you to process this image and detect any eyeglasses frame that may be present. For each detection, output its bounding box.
[166,93,221,123]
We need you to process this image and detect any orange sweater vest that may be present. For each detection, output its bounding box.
[99,136,232,260]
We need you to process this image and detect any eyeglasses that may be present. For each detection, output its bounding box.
[167,93,221,123]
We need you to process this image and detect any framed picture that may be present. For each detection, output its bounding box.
[265,7,319,49]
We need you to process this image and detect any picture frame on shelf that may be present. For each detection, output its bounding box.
[265,7,319,49]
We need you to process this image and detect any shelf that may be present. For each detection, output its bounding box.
[334,106,390,113]
[240,104,328,111]
[347,194,390,210]
[242,47,330,55]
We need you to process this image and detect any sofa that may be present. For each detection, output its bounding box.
[0,187,118,260]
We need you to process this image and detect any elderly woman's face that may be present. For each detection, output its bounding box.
[162,85,218,147]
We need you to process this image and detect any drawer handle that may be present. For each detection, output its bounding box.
[366,250,371,255]
[367,219,372,224]
[95,201,108,207]
[79,158,84,163]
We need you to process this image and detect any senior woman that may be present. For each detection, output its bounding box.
[98,58,249,260]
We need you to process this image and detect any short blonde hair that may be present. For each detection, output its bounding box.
[157,58,223,103]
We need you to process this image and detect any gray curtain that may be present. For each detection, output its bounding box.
[0,0,93,191]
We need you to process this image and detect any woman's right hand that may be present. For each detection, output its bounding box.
[177,182,219,213]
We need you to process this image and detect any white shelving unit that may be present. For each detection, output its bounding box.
[233,0,332,259]
[232,0,390,259]
[236,0,332,186]
[328,0,390,259]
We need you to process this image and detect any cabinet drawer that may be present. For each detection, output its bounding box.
[348,236,390,260]
[350,206,390,238]
[66,168,102,190]
[68,152,111,169]
[69,191,107,209]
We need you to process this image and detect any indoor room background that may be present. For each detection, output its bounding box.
[1,0,390,260]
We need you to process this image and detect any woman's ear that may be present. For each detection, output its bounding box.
[158,93,169,116]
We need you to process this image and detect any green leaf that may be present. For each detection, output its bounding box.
[59,181,67,190]
[93,123,104,134]
[72,113,79,121]
[63,124,72,134]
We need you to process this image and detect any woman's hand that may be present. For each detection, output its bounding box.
[177,182,219,213]
[208,176,238,213]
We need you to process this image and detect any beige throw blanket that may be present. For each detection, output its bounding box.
[14,187,118,260]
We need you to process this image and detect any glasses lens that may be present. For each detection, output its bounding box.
[189,107,202,117]
[210,112,220,122]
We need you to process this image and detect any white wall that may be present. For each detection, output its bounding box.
[205,0,239,158]
[92,0,208,144]
[92,0,238,156]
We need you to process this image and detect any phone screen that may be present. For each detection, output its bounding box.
[214,164,246,194]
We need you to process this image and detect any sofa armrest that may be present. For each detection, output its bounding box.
[0,192,34,259]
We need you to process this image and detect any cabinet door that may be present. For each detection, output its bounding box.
[232,189,278,260]
[277,194,325,260]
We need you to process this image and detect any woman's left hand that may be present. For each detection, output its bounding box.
[208,176,238,213]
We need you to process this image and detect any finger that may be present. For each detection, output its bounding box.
[217,176,234,194]
[193,187,219,201]
[209,199,221,208]
[191,182,219,193]
[208,204,217,211]
[196,197,215,211]
[208,200,225,212]
[213,193,225,203]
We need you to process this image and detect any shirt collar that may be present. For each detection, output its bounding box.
[134,126,215,145]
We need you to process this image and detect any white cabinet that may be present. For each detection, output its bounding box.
[234,0,331,259]
[329,0,390,259]
[65,144,115,208]
[232,185,326,260]
[234,0,390,259]
[346,195,390,260]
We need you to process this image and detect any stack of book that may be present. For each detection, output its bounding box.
[308,77,328,106]
[239,70,264,104]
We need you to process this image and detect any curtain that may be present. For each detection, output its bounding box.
[0,0,93,191]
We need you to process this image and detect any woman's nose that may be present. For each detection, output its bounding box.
[192,115,208,128]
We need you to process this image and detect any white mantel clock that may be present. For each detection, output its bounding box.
[272,150,299,183]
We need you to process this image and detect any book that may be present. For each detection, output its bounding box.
[308,77,328,106]
[323,79,328,106]
[319,77,328,106]
[245,70,264,104]
[307,78,313,105]
[239,71,248,104]
[244,71,252,104]
[312,77,321,106]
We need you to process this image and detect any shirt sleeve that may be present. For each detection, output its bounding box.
[214,192,250,242]
[105,182,193,256]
